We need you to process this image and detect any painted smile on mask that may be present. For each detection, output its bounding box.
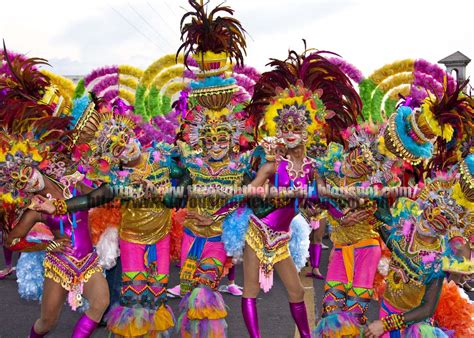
[204,133,231,161]
[14,167,45,193]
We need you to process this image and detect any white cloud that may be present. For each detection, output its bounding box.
[1,0,473,77]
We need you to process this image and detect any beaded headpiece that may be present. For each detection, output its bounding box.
[263,80,327,148]
[70,99,139,178]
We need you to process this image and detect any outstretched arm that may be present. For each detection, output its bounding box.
[31,183,116,215]
[249,161,276,189]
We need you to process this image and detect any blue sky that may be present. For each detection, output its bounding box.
[1,0,473,77]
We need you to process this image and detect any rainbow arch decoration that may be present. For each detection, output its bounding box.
[359,59,456,124]
[75,64,144,105]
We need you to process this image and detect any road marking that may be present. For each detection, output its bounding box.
[295,267,315,338]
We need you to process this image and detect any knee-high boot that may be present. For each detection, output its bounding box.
[71,314,99,338]
[289,301,311,338]
[242,297,261,338]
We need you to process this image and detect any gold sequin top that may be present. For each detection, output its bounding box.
[328,201,381,245]
[184,160,243,238]
[119,155,172,244]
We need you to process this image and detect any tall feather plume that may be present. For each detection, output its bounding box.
[247,44,362,145]
[177,0,247,68]
[428,80,473,171]
[0,42,72,147]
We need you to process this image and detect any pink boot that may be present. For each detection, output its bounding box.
[306,243,324,279]
[71,314,99,338]
[242,297,261,338]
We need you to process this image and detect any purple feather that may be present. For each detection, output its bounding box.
[84,65,118,88]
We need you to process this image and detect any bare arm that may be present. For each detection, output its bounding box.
[7,210,43,243]
[6,210,49,251]
[249,162,276,188]
[403,277,444,324]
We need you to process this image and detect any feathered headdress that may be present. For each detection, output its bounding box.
[0,45,72,146]
[247,47,362,146]
[393,173,462,236]
[70,97,139,179]
[452,154,474,209]
[382,80,473,168]
[177,0,247,73]
[0,47,73,205]
[262,80,326,147]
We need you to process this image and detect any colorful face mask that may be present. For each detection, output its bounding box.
[17,167,45,193]
[202,125,232,161]
[0,138,49,203]
[275,104,311,148]
[92,113,141,165]
[417,194,460,237]
[342,145,377,178]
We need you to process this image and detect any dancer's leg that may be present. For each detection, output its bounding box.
[82,271,110,322]
[241,244,261,337]
[33,277,68,335]
[148,235,174,336]
[3,246,13,267]
[106,240,150,337]
[242,244,260,299]
[307,219,326,278]
[314,249,360,337]
[346,245,381,325]
[178,240,228,337]
[0,246,15,278]
[274,258,310,337]
[71,272,109,338]
[274,257,304,303]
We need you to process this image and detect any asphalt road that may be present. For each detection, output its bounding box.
[0,240,472,338]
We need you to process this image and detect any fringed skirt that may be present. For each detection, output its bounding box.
[43,251,102,310]
[245,215,291,292]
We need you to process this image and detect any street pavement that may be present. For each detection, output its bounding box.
[0,240,472,337]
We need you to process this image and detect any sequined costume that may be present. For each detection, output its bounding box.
[240,45,363,337]
[377,201,449,337]
[313,125,394,336]
[246,157,316,291]
[172,2,253,336]
[44,208,102,310]
[174,149,245,337]
[179,160,243,295]
[60,97,180,337]
[106,153,175,338]
[1,48,108,338]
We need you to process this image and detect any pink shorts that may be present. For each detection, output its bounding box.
[180,232,226,266]
[120,234,170,274]
[326,244,381,288]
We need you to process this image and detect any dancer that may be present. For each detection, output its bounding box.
[306,216,327,279]
[241,48,362,338]
[172,1,252,336]
[1,52,109,338]
[0,209,15,279]
[365,174,472,337]
[33,100,179,337]
[315,128,394,336]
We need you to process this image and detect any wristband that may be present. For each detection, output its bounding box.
[381,313,406,332]
[46,240,60,252]
[53,199,68,215]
